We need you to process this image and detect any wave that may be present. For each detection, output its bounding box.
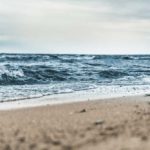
[0,65,129,85]
[0,54,149,63]
[0,64,70,85]
[0,54,60,62]
[0,54,149,86]
[98,70,128,79]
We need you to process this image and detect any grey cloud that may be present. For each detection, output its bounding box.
[99,0,150,21]
[0,0,149,53]
[63,0,150,21]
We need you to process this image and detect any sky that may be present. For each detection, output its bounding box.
[0,0,150,54]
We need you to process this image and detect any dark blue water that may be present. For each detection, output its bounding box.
[0,54,150,102]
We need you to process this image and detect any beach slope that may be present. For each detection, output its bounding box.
[0,96,150,150]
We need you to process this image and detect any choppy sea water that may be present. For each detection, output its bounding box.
[0,54,150,102]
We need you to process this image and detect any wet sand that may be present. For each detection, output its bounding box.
[0,95,150,150]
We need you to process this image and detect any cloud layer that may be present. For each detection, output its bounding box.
[0,0,149,54]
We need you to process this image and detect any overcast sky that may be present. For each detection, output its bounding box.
[0,0,150,54]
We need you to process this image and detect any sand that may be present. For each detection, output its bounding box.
[0,96,150,150]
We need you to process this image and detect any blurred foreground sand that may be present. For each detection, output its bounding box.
[0,96,150,150]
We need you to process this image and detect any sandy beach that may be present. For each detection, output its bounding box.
[0,95,150,150]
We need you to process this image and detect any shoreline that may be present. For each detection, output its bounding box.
[0,91,149,110]
[0,95,150,149]
[1,84,150,110]
[0,84,150,110]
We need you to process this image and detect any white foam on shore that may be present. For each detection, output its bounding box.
[0,85,150,110]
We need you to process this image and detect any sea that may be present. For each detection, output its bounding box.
[0,54,150,103]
